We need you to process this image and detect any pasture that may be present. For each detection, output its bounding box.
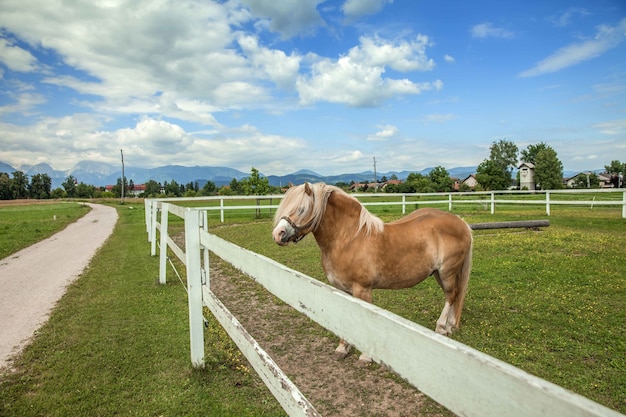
[0,201,91,259]
[208,204,626,414]
[0,201,284,417]
[1,199,624,416]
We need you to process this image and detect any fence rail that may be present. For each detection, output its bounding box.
[146,189,626,223]
[145,194,624,417]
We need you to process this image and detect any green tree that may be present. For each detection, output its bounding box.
[163,180,182,197]
[0,172,11,200]
[76,182,97,198]
[490,139,518,176]
[229,178,242,195]
[520,142,549,164]
[534,147,563,189]
[240,167,270,196]
[62,175,78,198]
[200,181,217,196]
[604,160,625,176]
[428,166,453,192]
[50,187,66,198]
[476,159,510,190]
[11,171,29,199]
[142,180,162,197]
[29,173,52,199]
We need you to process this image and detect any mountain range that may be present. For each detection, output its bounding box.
[0,160,587,190]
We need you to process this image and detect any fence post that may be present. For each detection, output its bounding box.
[158,203,169,285]
[623,191,626,219]
[220,198,225,223]
[402,194,406,215]
[546,191,551,216]
[144,199,152,239]
[202,210,209,286]
[490,192,495,214]
[448,193,453,212]
[184,208,205,368]
[150,202,158,256]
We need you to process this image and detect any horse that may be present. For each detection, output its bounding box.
[272,182,473,363]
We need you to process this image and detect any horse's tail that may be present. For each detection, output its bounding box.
[454,232,473,326]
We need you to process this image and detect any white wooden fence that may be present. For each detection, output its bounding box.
[145,197,624,417]
[144,189,626,229]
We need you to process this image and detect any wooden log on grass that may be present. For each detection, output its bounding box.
[470,220,550,231]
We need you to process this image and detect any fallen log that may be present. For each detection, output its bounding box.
[470,220,550,230]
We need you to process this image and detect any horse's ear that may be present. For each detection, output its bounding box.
[304,182,312,195]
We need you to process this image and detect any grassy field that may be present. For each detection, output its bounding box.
[0,201,91,259]
[1,199,624,415]
[208,205,626,414]
[0,201,284,417]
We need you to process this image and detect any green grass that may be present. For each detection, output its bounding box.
[210,206,626,414]
[0,202,91,259]
[1,201,624,415]
[0,203,284,417]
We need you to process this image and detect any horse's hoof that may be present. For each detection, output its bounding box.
[357,354,373,367]
[333,351,349,361]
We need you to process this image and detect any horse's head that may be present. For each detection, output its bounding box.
[272,182,318,245]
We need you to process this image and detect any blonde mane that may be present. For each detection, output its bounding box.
[275,183,384,236]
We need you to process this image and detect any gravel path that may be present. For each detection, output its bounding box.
[0,203,118,369]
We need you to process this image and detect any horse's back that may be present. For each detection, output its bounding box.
[390,207,466,227]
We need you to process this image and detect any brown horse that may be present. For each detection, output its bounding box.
[272,182,473,362]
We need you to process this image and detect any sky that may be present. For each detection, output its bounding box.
[0,0,625,176]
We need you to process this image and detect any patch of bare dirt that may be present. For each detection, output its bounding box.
[208,259,452,417]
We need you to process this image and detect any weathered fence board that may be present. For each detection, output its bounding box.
[470,219,550,230]
[203,288,320,417]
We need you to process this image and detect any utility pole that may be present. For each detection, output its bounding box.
[120,149,125,203]
[373,156,378,192]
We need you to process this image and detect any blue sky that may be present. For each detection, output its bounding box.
[0,0,625,176]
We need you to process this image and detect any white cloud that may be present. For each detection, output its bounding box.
[444,54,455,63]
[470,22,514,39]
[237,35,302,89]
[342,0,393,20]
[0,1,254,119]
[354,35,435,72]
[367,124,398,141]
[0,92,46,115]
[520,18,626,78]
[593,118,626,136]
[296,35,440,107]
[552,7,590,27]
[0,37,38,72]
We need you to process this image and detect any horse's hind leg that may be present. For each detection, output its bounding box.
[434,271,459,336]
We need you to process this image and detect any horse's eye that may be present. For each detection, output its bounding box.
[297,207,306,216]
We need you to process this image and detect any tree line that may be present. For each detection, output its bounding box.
[1,145,623,200]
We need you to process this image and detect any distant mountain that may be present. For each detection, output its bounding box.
[0,160,250,188]
[0,161,15,173]
[0,159,603,190]
[23,162,65,179]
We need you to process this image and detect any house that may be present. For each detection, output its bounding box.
[460,174,478,189]
[518,162,535,190]
[105,183,147,196]
[564,172,614,188]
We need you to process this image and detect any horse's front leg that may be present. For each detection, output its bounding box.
[333,339,352,360]
[352,285,374,364]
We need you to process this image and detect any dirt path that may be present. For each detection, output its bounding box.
[209,259,452,417]
[0,203,118,369]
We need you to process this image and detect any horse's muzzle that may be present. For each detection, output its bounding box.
[272,218,299,245]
